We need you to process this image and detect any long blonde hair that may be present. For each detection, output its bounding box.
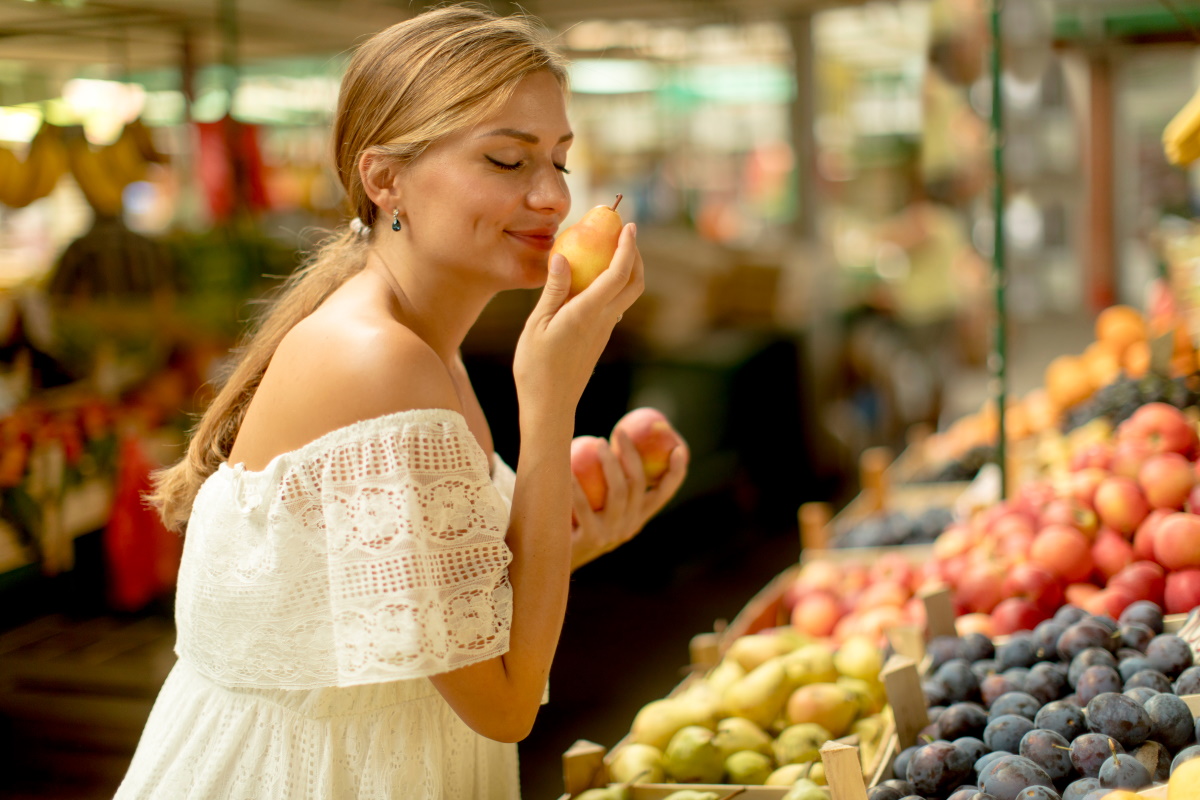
[150,4,569,531]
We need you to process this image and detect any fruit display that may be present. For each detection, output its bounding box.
[882,602,1199,800]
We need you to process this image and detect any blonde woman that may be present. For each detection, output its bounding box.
[114,6,688,798]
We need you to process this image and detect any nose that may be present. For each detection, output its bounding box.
[528,164,570,218]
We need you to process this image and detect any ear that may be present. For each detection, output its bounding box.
[358,150,403,214]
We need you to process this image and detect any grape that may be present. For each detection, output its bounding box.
[981,675,1021,708]
[984,715,1037,754]
[1070,733,1124,778]
[929,636,966,672]
[1145,634,1193,678]
[973,660,1000,683]
[980,755,1055,800]
[869,785,905,800]
[997,637,1041,671]
[1068,648,1118,687]
[1097,753,1152,790]
[1118,656,1155,683]
[1055,605,1089,626]
[1058,621,1117,661]
[940,703,989,741]
[936,660,983,704]
[1119,622,1155,652]
[1119,600,1165,634]
[954,736,990,764]
[962,632,996,663]
[1076,665,1123,705]
[1171,744,1200,775]
[1124,687,1159,705]
[1124,668,1172,694]
[1145,692,1194,750]
[1015,788,1061,800]
[1034,700,1087,740]
[906,741,974,798]
[1174,665,1200,695]
[988,693,1040,722]
[1060,778,1102,800]
[1085,692,1152,749]
[1024,663,1067,705]
[894,745,920,781]
[1018,728,1073,781]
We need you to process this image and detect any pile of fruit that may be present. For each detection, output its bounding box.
[605,631,891,792]
[881,601,1198,800]
[782,553,929,643]
[832,507,955,549]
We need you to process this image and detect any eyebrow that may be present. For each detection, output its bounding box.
[479,128,574,145]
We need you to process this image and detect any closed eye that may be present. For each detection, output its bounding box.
[486,156,571,174]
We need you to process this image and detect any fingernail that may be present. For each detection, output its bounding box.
[549,254,566,274]
[630,223,638,239]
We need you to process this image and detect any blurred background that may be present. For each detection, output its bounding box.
[0,0,1198,797]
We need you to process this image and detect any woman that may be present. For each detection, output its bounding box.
[115,6,688,798]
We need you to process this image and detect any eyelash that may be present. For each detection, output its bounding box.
[487,156,570,175]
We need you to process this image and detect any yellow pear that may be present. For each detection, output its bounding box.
[722,656,791,729]
[1170,757,1200,800]
[549,194,623,296]
[608,743,664,784]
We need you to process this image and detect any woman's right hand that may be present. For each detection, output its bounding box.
[513,223,644,417]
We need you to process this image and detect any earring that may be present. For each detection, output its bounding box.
[392,209,401,232]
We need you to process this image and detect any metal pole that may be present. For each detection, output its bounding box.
[991,0,1008,498]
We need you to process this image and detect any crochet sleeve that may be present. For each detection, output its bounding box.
[318,414,514,686]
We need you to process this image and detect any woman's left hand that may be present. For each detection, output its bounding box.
[568,427,689,572]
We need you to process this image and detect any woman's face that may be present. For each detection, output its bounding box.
[397,70,573,289]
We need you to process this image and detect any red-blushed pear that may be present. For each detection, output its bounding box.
[1152,511,1200,570]
[1164,568,1200,614]
[1108,560,1167,606]
[1134,509,1173,561]
[790,591,842,638]
[1041,498,1100,539]
[991,597,1048,635]
[1112,438,1154,480]
[1000,562,1066,616]
[1118,402,1199,457]
[549,194,624,297]
[612,407,682,486]
[1094,476,1151,535]
[1030,524,1095,583]
[958,561,1008,614]
[1139,452,1196,510]
[1065,582,1102,607]
[1070,441,1114,472]
[570,436,608,511]
[1093,527,1136,579]
[1066,467,1111,509]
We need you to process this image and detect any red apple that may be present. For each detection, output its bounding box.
[869,552,916,588]
[1164,568,1200,614]
[991,597,1049,635]
[1112,438,1154,481]
[1084,586,1137,618]
[612,407,683,485]
[791,591,842,638]
[1015,481,1058,519]
[1040,498,1100,539]
[858,580,910,609]
[1138,452,1196,510]
[1119,402,1199,457]
[1187,484,1200,514]
[1065,582,1102,607]
[1070,441,1114,472]
[1001,562,1066,616]
[933,524,977,561]
[1094,476,1151,535]
[1133,509,1172,561]
[570,436,609,511]
[1066,468,1111,509]
[987,509,1038,539]
[1092,528,1136,579]
[957,562,1008,614]
[1109,560,1167,606]
[1152,511,1200,570]
[1031,524,1095,583]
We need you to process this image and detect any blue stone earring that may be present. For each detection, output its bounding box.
[392,209,401,232]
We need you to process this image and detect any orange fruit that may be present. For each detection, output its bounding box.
[1095,305,1146,354]
[1045,354,1093,410]
[1123,340,1150,378]
[1083,341,1123,389]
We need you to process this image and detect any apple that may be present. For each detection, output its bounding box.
[1092,528,1136,579]
[857,580,910,609]
[957,562,1008,614]
[869,552,916,589]
[1138,452,1196,510]
[1065,582,1102,607]
[1187,484,1200,514]
[1133,509,1172,561]
[1094,476,1151,535]
[1066,467,1111,509]
[1070,441,1114,472]
[1118,402,1199,457]
[956,613,997,638]
[1164,568,1200,614]
[1001,562,1065,616]
[1030,524,1095,583]
[1084,586,1137,618]
[1152,511,1200,570]
[933,524,977,561]
[1040,498,1100,539]
[1015,481,1058,519]
[570,436,609,511]
[991,597,1049,635]
[1111,438,1154,481]
[795,560,843,597]
[612,407,683,485]
[1108,560,1167,606]
[791,591,842,638]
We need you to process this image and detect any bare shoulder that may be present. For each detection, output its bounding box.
[229,307,460,469]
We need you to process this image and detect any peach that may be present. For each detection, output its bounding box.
[1152,511,1200,570]
[1164,568,1200,614]
[957,562,1008,614]
[1070,441,1114,472]
[1030,524,1094,583]
[1094,476,1151,535]
[1138,452,1195,510]
[570,436,608,511]
[612,407,682,485]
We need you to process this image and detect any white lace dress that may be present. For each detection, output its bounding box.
[115,409,525,799]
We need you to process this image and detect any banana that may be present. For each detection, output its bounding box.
[0,147,25,208]
[125,118,168,165]
[67,136,125,217]
[25,124,67,203]
[104,126,148,187]
[1164,87,1200,166]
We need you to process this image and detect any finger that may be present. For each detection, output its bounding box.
[570,474,597,525]
[577,224,639,305]
[611,428,647,496]
[595,437,631,517]
[531,253,572,320]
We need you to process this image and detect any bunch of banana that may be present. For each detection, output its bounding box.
[0,124,69,209]
[1164,87,1200,166]
[65,120,168,216]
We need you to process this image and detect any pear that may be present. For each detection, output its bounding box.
[663,725,724,784]
[549,194,623,296]
[607,743,664,784]
[677,681,721,725]
[629,697,713,751]
[852,715,886,766]
[809,761,827,785]
[712,716,773,760]
[575,789,629,800]
[766,762,809,786]
[833,635,883,683]
[784,682,858,736]
[836,675,886,716]
[661,792,720,800]
[705,658,746,694]
[772,722,832,766]
[782,643,839,687]
[724,749,774,785]
[726,633,790,672]
[783,779,832,800]
[722,656,791,728]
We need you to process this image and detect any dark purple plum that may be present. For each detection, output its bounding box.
[1024,663,1067,705]
[1076,665,1123,705]
[1145,691,1194,750]
[988,692,1040,722]
[880,779,917,796]
[1085,692,1152,749]
[1124,687,1159,705]
[1097,752,1152,790]
[1124,668,1173,693]
[1055,605,1088,625]
[1118,656,1155,683]
[984,715,1037,754]
[1070,733,1124,778]
[923,680,951,709]
[1034,620,1068,659]
[1093,615,1120,633]
[869,785,905,800]
[936,659,982,704]
[1002,668,1031,692]
[980,755,1055,800]
[1033,701,1086,740]
[1015,788,1060,800]
[1119,600,1164,634]
[981,675,1021,708]
[1146,634,1194,678]
[972,660,1000,683]
[1068,649,1118,687]
[1119,622,1156,652]
[997,637,1041,671]
[1058,620,1118,661]
[1060,778,1101,800]
[940,703,989,741]
[1018,728,1072,781]
[976,750,1008,779]
[953,736,990,765]
[1175,665,1200,695]
[906,740,974,798]
[893,745,920,781]
[928,636,966,672]
[962,632,996,663]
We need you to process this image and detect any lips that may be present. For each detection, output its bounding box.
[506,228,557,251]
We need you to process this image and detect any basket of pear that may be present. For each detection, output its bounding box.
[565,629,894,797]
